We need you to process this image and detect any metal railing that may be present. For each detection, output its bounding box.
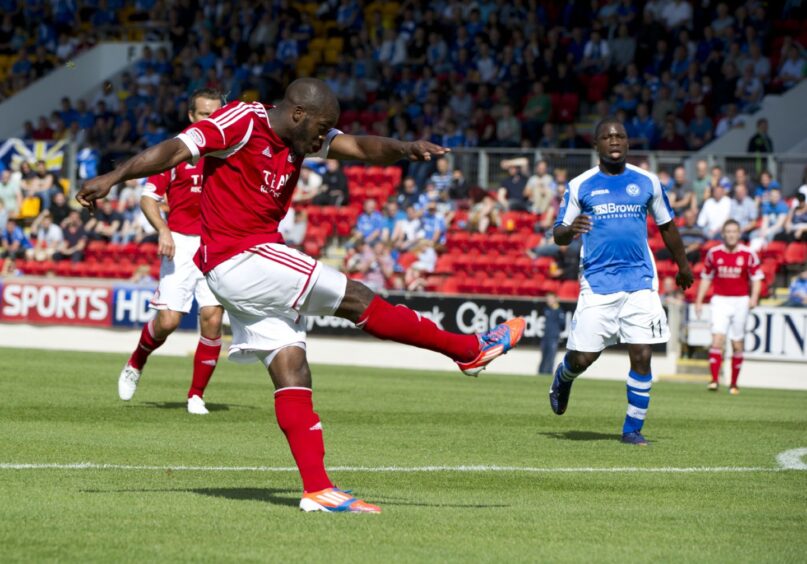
[445,148,806,194]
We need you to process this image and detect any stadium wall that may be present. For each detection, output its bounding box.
[0,42,167,139]
[699,80,807,154]
[1,276,805,390]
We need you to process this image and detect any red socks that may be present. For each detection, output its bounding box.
[358,296,479,362]
[731,353,743,388]
[128,320,166,370]
[188,336,221,398]
[275,388,333,493]
[708,347,722,384]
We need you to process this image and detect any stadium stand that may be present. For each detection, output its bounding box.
[0,0,806,302]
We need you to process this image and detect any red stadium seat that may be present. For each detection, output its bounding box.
[784,243,807,265]
[761,241,787,263]
[557,280,580,300]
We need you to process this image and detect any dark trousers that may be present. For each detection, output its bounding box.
[539,337,559,374]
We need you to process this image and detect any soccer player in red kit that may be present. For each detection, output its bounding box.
[695,219,763,394]
[118,89,225,415]
[78,79,525,513]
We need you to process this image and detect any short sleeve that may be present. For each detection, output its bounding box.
[649,173,674,225]
[176,101,257,164]
[142,170,171,202]
[748,250,765,281]
[555,183,581,228]
[702,250,715,280]
[305,128,343,159]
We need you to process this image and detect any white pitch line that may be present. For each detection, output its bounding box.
[0,463,793,473]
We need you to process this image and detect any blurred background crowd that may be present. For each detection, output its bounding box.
[0,0,805,304]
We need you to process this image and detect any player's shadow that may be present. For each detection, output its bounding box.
[139,401,234,412]
[191,487,299,507]
[81,487,299,508]
[540,431,622,442]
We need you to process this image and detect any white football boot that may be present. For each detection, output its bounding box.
[187,395,209,415]
[118,364,141,401]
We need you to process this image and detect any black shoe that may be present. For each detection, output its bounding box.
[549,362,573,415]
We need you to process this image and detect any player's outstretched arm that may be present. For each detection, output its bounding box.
[327,135,448,165]
[76,139,192,210]
[658,220,694,290]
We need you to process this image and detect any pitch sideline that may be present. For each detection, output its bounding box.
[2,448,806,474]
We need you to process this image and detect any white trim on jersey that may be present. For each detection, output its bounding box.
[560,165,599,226]
[176,133,201,163]
[206,118,254,160]
[141,183,164,202]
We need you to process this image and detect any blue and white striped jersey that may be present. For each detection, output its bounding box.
[555,163,674,295]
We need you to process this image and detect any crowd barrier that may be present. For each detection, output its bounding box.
[0,276,669,351]
[687,304,807,362]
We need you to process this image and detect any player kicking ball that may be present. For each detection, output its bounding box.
[548,118,693,446]
[78,79,525,513]
[695,220,762,395]
[118,89,225,415]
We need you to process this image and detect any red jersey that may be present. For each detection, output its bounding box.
[142,160,205,236]
[176,101,339,273]
[702,244,764,296]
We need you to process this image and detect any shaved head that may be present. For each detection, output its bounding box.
[284,78,340,121]
[274,78,341,157]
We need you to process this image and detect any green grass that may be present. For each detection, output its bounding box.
[1,348,806,563]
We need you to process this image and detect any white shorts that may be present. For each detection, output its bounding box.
[205,243,347,364]
[709,295,750,341]
[150,232,220,313]
[567,289,669,352]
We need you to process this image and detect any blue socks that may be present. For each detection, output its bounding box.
[557,355,582,382]
[623,370,652,434]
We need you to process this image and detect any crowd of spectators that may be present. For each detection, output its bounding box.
[334,153,807,296]
[0,166,158,267]
[2,0,807,298]
[3,0,806,171]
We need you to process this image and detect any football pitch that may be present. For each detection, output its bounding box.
[1,347,805,563]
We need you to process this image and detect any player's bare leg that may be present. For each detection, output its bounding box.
[622,344,652,446]
[337,279,526,376]
[118,309,182,401]
[267,346,380,513]
[729,339,743,395]
[549,349,599,415]
[708,333,727,391]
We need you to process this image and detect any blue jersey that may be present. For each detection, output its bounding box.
[556,164,674,295]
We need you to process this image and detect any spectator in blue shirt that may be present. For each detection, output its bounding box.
[350,199,385,247]
[1,218,32,259]
[688,104,713,150]
[751,188,789,247]
[428,158,453,195]
[754,170,781,201]
[419,202,447,247]
[11,51,31,77]
[784,270,807,307]
[381,200,406,244]
[75,99,95,129]
[58,97,80,127]
[627,103,656,149]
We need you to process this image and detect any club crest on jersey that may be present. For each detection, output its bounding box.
[287,153,295,163]
[262,146,272,158]
[737,257,744,266]
[626,183,640,196]
[187,128,205,147]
